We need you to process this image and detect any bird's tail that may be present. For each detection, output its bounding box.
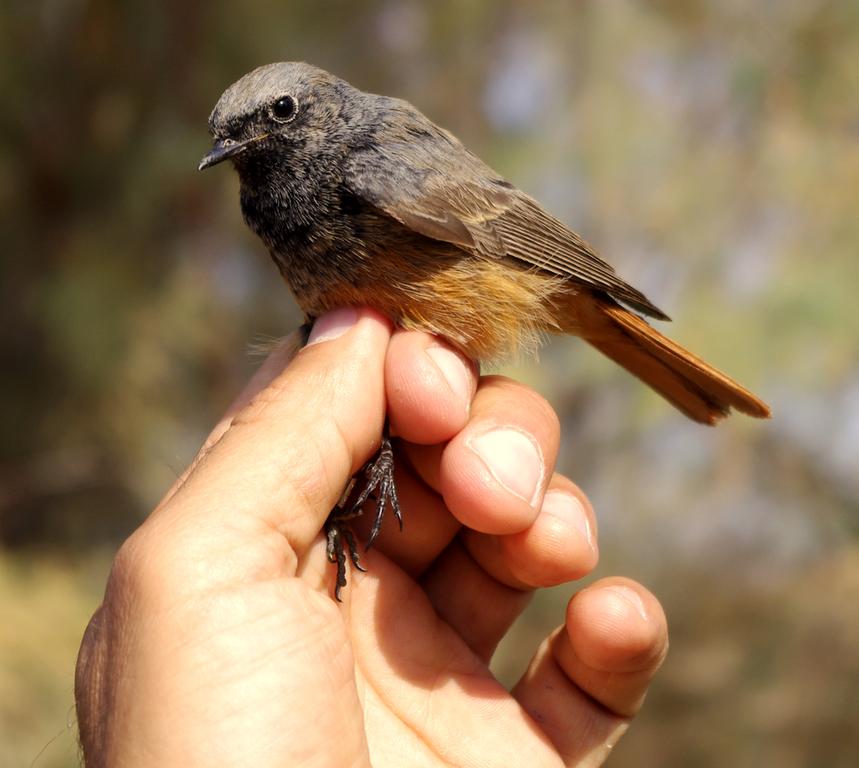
[569,292,771,425]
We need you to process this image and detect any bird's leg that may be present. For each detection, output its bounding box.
[323,426,402,600]
[325,478,367,601]
[348,432,403,548]
[298,319,403,599]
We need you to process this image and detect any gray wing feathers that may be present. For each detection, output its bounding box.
[345,102,669,320]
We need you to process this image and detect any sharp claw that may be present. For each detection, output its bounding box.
[324,434,401,598]
[325,521,349,602]
[389,478,403,530]
[342,527,366,572]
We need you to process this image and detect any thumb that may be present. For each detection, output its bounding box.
[157,307,392,569]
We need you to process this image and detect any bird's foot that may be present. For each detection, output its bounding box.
[324,435,402,601]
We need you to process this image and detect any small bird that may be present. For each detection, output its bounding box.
[200,62,771,596]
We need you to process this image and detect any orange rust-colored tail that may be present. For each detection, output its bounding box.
[570,293,771,425]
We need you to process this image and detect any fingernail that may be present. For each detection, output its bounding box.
[306,308,358,346]
[605,585,649,623]
[426,346,472,410]
[542,491,595,551]
[466,427,544,507]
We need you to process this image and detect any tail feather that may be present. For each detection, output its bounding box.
[572,294,771,425]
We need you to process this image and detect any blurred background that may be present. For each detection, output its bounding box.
[2,1,857,765]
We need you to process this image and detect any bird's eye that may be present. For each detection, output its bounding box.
[271,95,297,122]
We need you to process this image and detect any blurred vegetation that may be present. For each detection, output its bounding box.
[2,1,857,765]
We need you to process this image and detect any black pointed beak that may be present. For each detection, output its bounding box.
[198,137,252,171]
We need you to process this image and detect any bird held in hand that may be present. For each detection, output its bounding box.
[199,62,771,596]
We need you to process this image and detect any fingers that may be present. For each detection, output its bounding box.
[377,373,566,577]
[418,475,598,661]
[341,329,477,573]
[441,376,559,533]
[512,579,668,765]
[385,330,478,445]
[556,578,668,716]
[419,541,533,662]
[376,373,585,660]
[146,308,392,584]
[463,475,598,590]
[402,375,560,536]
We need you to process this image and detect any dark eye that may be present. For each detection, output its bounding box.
[271,95,297,122]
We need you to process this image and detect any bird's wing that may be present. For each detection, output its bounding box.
[344,105,668,320]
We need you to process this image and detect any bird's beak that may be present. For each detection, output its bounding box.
[198,134,268,171]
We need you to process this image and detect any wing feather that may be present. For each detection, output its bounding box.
[345,99,669,320]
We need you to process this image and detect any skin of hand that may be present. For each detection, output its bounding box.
[75,307,668,768]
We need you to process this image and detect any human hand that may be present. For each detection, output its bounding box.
[75,307,668,767]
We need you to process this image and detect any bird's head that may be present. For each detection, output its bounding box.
[199,62,350,173]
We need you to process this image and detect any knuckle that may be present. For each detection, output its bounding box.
[106,524,186,610]
[106,528,153,602]
[482,374,559,425]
